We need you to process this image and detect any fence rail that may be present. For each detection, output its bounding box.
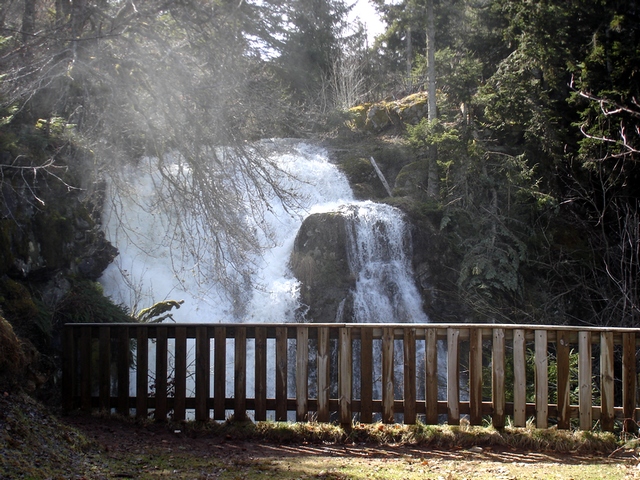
[62,323,640,431]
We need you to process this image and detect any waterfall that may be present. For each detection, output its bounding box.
[99,140,427,324]
[340,202,428,323]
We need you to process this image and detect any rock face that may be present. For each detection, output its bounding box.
[289,212,354,323]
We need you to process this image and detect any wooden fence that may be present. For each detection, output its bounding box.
[62,323,640,431]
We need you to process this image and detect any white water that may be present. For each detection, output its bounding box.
[340,203,429,323]
[99,140,428,324]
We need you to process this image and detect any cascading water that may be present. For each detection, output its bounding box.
[339,203,429,324]
[99,140,437,419]
[99,141,428,325]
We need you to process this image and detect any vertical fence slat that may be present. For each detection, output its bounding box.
[254,326,267,421]
[136,327,149,419]
[117,326,130,416]
[339,327,353,426]
[600,331,615,432]
[382,327,394,424]
[578,331,592,430]
[447,328,460,425]
[492,328,505,429]
[155,326,168,421]
[512,328,526,427]
[623,332,637,433]
[99,326,111,411]
[62,326,76,412]
[404,327,417,424]
[234,326,247,421]
[214,326,226,421]
[317,327,330,422]
[535,330,549,428]
[469,328,483,425]
[275,326,288,421]
[195,326,210,422]
[80,326,90,411]
[425,328,438,424]
[359,327,373,423]
[173,326,187,421]
[296,327,309,422]
[556,330,571,430]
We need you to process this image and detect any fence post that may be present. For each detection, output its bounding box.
[214,326,226,421]
[136,326,149,419]
[556,330,571,429]
[404,327,417,424]
[447,328,460,425]
[275,326,288,421]
[359,326,373,423]
[425,327,438,424]
[578,331,592,430]
[155,326,168,421]
[62,326,75,413]
[623,332,637,433]
[492,328,505,429]
[254,326,268,421]
[195,325,210,421]
[600,331,615,432]
[469,328,483,425]
[535,330,549,428]
[173,326,187,421]
[339,326,353,426]
[512,328,526,427]
[296,327,309,421]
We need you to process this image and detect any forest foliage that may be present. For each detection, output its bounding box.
[0,0,639,329]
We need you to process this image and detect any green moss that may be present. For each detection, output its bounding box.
[0,278,52,351]
[53,280,134,325]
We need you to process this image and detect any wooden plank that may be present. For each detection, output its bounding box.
[214,326,226,421]
[254,327,267,421]
[234,326,247,421]
[116,327,130,416]
[136,327,149,419]
[275,326,288,421]
[359,327,373,423]
[512,328,526,427]
[62,326,76,412]
[296,327,309,421]
[556,330,571,429]
[173,326,187,421]
[492,328,505,429]
[447,328,460,425]
[600,331,615,432]
[80,327,93,412]
[404,327,417,424]
[535,330,549,428]
[425,328,438,424]
[382,327,394,424]
[99,326,111,411]
[469,328,483,425]
[317,327,331,422]
[578,331,593,430]
[154,326,168,421]
[195,326,210,421]
[339,327,353,426]
[622,332,637,433]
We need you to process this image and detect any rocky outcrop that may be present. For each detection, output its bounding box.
[347,92,429,133]
[289,212,354,323]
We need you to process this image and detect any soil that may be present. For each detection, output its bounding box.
[3,391,640,479]
[64,414,640,480]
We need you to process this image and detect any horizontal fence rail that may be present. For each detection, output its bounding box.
[62,323,640,431]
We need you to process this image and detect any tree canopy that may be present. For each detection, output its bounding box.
[1,0,639,326]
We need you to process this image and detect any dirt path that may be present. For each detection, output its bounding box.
[64,415,640,480]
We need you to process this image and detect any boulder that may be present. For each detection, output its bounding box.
[289,212,354,323]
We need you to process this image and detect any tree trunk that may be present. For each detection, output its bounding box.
[425,0,439,199]
[22,0,36,44]
[406,26,412,87]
